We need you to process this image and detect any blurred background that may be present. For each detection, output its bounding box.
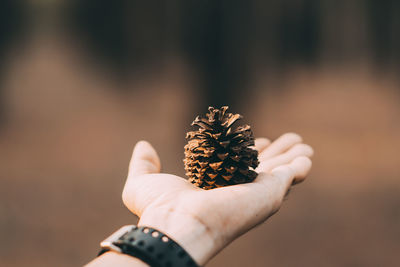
[1,0,400,266]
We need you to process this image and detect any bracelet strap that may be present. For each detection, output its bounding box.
[99,226,199,267]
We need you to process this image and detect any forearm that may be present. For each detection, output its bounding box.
[85,251,148,267]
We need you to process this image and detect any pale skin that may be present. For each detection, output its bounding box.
[86,133,314,266]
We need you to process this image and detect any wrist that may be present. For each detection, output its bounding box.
[138,207,218,266]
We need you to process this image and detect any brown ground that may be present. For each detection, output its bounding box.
[1,35,399,267]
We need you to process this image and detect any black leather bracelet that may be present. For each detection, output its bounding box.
[98,225,200,267]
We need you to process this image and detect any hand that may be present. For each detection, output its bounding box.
[122,133,313,265]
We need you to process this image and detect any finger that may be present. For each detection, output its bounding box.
[288,156,312,184]
[254,138,271,153]
[259,133,302,160]
[123,141,161,215]
[210,156,312,230]
[268,156,312,187]
[254,156,312,204]
[256,143,313,173]
[128,140,161,177]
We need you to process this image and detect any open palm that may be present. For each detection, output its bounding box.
[122,133,313,265]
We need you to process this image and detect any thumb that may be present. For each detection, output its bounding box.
[122,141,161,215]
[128,140,161,177]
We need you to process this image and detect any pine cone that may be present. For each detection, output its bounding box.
[184,106,259,189]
